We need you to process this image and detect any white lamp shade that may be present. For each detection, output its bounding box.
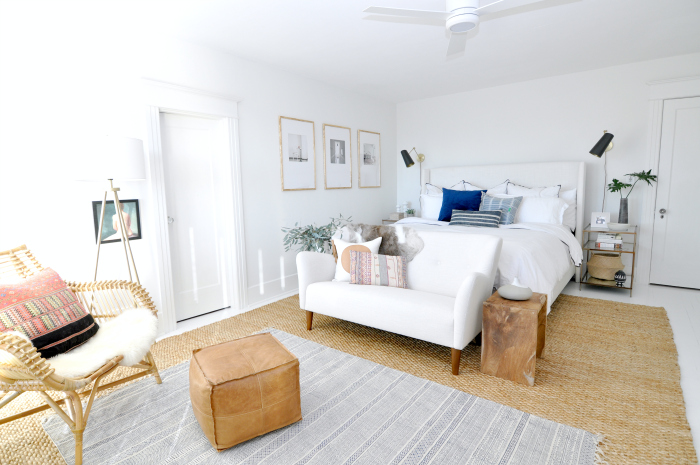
[74,136,147,181]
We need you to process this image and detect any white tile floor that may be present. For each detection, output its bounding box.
[165,281,700,458]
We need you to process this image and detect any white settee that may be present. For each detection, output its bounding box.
[296,231,502,375]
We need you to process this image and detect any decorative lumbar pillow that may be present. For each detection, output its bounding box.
[438,188,486,222]
[449,210,502,228]
[479,193,523,225]
[560,188,577,232]
[506,182,561,198]
[515,197,569,225]
[463,180,509,195]
[332,237,382,282]
[0,268,99,358]
[349,251,407,288]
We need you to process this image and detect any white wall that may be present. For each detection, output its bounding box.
[397,53,700,229]
[142,40,397,308]
[0,3,397,323]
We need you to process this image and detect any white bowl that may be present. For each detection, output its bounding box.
[607,223,628,231]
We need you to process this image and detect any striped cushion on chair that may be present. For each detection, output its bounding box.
[449,210,502,228]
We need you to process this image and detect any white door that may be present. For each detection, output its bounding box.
[650,97,700,289]
[160,112,234,320]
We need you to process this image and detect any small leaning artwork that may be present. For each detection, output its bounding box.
[280,116,316,191]
[92,199,142,244]
[358,129,381,188]
[323,124,352,189]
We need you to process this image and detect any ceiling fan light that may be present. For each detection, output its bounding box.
[446,12,479,33]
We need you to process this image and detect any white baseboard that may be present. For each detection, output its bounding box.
[246,274,298,309]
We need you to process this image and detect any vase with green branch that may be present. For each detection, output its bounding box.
[607,170,657,224]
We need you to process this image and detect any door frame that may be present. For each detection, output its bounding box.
[142,79,247,335]
[638,76,700,285]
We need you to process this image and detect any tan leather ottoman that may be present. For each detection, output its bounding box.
[189,332,302,451]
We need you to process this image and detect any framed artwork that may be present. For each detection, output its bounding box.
[323,124,352,189]
[591,212,610,229]
[92,199,142,244]
[279,116,316,191]
[358,129,381,188]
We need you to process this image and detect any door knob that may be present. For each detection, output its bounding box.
[167,216,175,224]
[659,208,666,218]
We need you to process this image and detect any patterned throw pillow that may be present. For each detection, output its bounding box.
[479,193,523,225]
[449,210,502,228]
[349,251,408,288]
[0,268,99,358]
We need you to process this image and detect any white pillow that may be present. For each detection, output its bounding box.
[463,180,509,195]
[515,197,568,225]
[332,237,382,282]
[420,194,443,220]
[507,182,561,198]
[560,189,577,232]
[424,182,464,196]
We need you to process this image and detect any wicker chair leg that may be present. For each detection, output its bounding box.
[73,429,84,465]
[146,351,162,385]
[66,391,85,465]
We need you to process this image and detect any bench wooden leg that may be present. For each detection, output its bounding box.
[306,311,313,331]
[451,348,461,375]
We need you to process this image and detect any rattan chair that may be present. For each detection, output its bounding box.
[0,245,162,465]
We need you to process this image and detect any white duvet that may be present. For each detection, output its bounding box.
[395,217,582,308]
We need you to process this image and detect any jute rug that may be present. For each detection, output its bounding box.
[0,295,696,464]
[43,329,600,465]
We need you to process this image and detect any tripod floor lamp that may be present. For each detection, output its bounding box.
[76,136,147,284]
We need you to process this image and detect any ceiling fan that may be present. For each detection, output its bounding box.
[363,0,553,56]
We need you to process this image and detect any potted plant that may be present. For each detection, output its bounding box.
[281,214,351,253]
[607,170,657,224]
[406,208,415,217]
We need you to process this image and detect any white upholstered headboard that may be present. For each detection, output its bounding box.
[421,161,586,278]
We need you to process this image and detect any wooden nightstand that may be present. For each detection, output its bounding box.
[481,292,547,387]
[381,219,398,225]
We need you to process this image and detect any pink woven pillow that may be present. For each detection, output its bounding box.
[0,268,99,358]
[349,251,408,288]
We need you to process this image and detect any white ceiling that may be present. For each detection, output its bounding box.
[146,0,700,102]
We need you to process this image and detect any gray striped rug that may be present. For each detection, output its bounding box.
[43,329,600,464]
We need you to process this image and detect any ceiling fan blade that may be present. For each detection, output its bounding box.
[363,6,450,20]
[476,0,546,14]
[446,32,468,57]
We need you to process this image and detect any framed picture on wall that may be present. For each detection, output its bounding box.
[279,116,316,191]
[358,129,381,188]
[92,199,142,244]
[323,124,352,189]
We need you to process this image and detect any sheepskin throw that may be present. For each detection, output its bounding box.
[333,223,424,262]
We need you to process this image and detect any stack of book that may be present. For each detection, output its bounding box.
[596,233,623,249]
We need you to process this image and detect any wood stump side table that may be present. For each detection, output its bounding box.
[481,292,547,387]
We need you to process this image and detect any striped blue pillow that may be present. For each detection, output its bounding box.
[479,193,523,225]
[449,210,502,228]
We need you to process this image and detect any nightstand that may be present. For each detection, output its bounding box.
[580,224,637,296]
[381,219,398,225]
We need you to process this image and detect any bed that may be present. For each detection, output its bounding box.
[396,161,585,312]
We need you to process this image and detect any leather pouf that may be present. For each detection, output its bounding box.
[189,333,302,451]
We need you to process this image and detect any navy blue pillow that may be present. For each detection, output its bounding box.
[438,188,486,222]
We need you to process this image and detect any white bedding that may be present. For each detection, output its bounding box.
[395,217,582,306]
